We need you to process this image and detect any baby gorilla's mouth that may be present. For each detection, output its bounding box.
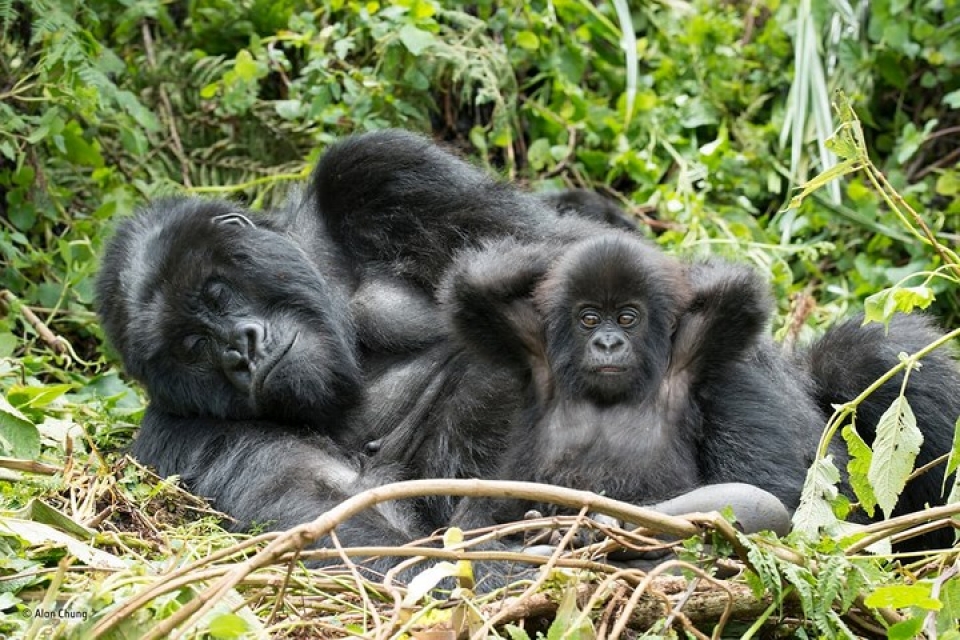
[595,366,626,374]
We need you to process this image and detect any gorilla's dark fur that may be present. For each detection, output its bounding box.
[97,129,960,581]
[96,130,589,581]
[802,313,960,546]
[443,230,960,546]
[444,232,825,528]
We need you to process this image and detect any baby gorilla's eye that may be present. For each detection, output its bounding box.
[579,309,602,329]
[617,309,639,328]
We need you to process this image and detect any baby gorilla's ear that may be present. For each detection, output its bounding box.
[684,259,772,330]
[440,237,558,372]
[670,259,773,377]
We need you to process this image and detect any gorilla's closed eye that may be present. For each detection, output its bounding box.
[212,213,256,228]
[202,281,232,311]
[182,335,208,355]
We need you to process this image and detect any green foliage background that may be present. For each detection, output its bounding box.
[1,0,959,637]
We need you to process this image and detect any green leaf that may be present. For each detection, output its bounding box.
[207,613,249,639]
[0,140,15,161]
[0,332,17,358]
[115,89,162,132]
[547,585,595,640]
[0,395,40,459]
[945,88,960,109]
[888,616,924,640]
[505,624,532,640]
[12,499,94,539]
[200,82,220,99]
[935,171,960,197]
[868,396,923,518]
[398,24,435,55]
[61,120,104,168]
[841,425,877,517]
[863,287,935,325]
[233,50,260,81]
[528,138,551,171]
[786,158,860,210]
[865,583,941,610]
[896,119,938,164]
[792,456,841,539]
[274,99,302,119]
[7,384,74,409]
[515,30,539,50]
[0,517,125,568]
[944,417,960,504]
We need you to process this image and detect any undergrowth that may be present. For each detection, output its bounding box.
[1,1,959,637]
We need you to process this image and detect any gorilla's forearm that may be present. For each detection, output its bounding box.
[133,409,418,548]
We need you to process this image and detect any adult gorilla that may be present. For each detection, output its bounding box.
[97,198,424,570]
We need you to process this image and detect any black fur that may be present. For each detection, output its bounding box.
[311,128,602,291]
[96,197,361,425]
[444,232,822,528]
[801,313,960,547]
[540,188,637,231]
[97,128,959,580]
[94,130,565,584]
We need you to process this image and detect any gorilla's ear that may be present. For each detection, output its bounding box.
[212,212,256,228]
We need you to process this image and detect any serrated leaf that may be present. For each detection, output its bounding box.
[865,584,941,610]
[863,287,935,326]
[837,520,891,555]
[868,396,923,518]
[792,456,841,539]
[842,425,878,516]
[742,533,782,599]
[824,123,859,159]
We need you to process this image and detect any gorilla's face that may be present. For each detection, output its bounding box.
[537,234,683,404]
[97,198,361,425]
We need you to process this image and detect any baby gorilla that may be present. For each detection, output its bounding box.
[445,231,824,530]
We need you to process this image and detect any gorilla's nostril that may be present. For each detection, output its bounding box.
[222,349,248,371]
[233,321,266,359]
